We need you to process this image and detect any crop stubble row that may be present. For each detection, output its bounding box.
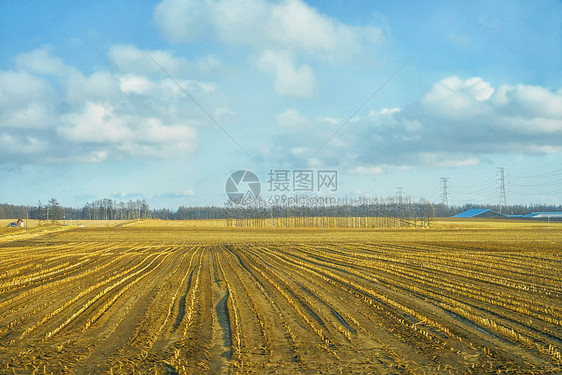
[0,226,560,374]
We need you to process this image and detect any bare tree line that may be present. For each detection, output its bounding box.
[1,197,560,223]
[0,198,150,223]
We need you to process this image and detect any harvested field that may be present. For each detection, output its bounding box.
[0,220,560,374]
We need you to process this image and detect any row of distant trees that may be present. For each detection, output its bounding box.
[0,198,560,222]
[0,198,150,222]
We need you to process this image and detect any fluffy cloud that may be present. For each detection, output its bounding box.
[0,70,56,129]
[0,133,46,155]
[14,48,73,76]
[153,0,211,43]
[257,50,314,97]
[109,45,189,76]
[359,77,562,165]
[269,77,562,171]
[109,45,223,77]
[60,102,132,143]
[154,0,379,55]
[0,48,208,164]
[276,108,308,128]
[348,166,385,176]
[419,77,494,119]
[153,0,383,96]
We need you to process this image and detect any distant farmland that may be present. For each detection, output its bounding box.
[0,220,560,374]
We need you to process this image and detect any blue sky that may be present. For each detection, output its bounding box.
[1,0,561,209]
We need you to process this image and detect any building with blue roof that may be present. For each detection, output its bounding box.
[452,208,506,218]
[523,212,562,219]
[452,209,562,219]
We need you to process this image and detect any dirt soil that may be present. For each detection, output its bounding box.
[0,223,560,374]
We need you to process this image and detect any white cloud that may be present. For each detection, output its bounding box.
[0,133,46,154]
[0,70,56,129]
[503,85,562,118]
[290,146,312,158]
[153,0,210,43]
[319,117,340,125]
[15,47,73,76]
[141,118,197,148]
[269,76,562,169]
[210,0,269,46]
[108,44,192,75]
[417,153,480,167]
[420,76,494,119]
[65,71,122,106]
[264,0,360,56]
[0,48,210,164]
[151,190,196,199]
[521,145,562,154]
[349,166,384,175]
[276,108,308,128]
[0,70,51,104]
[59,102,132,143]
[156,0,377,56]
[368,107,401,116]
[59,103,198,157]
[501,116,562,134]
[258,50,314,97]
[115,73,216,106]
[86,150,109,163]
[110,44,222,76]
[119,74,151,94]
[153,0,384,96]
[4,102,55,130]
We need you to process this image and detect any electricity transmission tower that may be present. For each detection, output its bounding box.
[496,167,507,213]
[440,177,450,206]
[396,187,404,202]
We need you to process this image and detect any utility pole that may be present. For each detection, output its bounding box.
[497,167,507,213]
[440,177,450,206]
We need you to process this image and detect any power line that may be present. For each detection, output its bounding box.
[510,179,562,188]
[449,182,496,195]
[508,167,562,196]
[452,176,496,189]
[510,169,562,179]
[510,188,562,196]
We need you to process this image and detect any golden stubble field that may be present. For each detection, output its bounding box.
[0,219,560,374]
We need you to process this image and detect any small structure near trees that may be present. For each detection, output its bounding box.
[6,218,24,228]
